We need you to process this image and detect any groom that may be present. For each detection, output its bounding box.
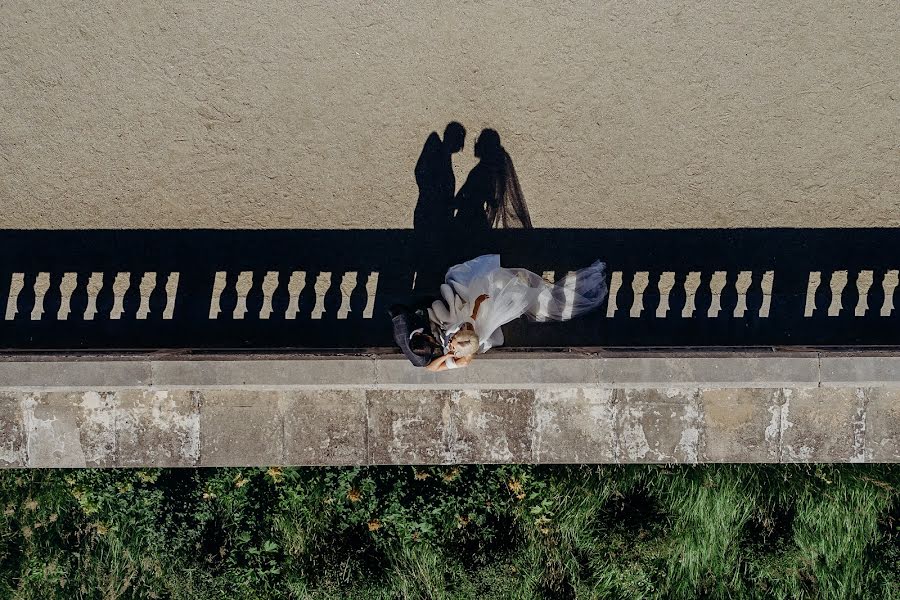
[389,303,443,367]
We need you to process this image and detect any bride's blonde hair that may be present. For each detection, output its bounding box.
[451,329,480,358]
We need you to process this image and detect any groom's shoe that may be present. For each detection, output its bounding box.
[388,304,407,319]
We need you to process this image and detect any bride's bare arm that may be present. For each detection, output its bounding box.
[425,353,473,372]
[425,354,450,371]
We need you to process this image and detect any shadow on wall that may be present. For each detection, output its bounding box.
[412,123,534,294]
[0,228,898,350]
[0,125,896,350]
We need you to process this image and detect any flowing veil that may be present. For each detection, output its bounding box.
[429,255,608,353]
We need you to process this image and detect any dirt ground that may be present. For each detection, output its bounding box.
[1,1,897,230]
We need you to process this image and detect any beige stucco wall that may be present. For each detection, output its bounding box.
[1,1,897,230]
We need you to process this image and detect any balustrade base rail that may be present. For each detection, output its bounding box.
[1,228,898,350]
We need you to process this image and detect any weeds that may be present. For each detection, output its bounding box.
[0,465,897,599]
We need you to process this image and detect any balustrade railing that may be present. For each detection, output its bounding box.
[1,229,897,349]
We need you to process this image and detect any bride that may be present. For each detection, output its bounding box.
[425,254,608,371]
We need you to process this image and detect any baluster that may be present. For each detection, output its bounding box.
[335,272,357,320]
[162,272,179,320]
[682,272,700,318]
[122,272,143,320]
[759,271,774,318]
[68,272,89,321]
[853,271,873,317]
[694,272,713,320]
[668,272,687,319]
[257,271,280,320]
[270,271,291,320]
[628,272,647,318]
[284,271,305,320]
[147,272,166,320]
[362,272,379,319]
[653,272,673,318]
[57,272,77,320]
[15,273,37,321]
[720,271,739,318]
[811,272,829,317]
[44,272,64,321]
[95,272,115,320]
[745,271,764,318]
[349,270,369,319]
[5,274,24,320]
[109,272,131,320]
[310,272,333,320]
[866,270,886,319]
[135,272,156,320]
[209,272,226,319]
[882,270,899,317]
[535,271,556,318]
[233,272,254,320]
[559,270,578,321]
[83,273,103,320]
[0,272,10,322]
[643,271,662,319]
[740,271,762,343]
[246,271,272,321]
[219,272,240,321]
[828,270,848,317]
[29,273,50,321]
[708,271,727,318]
[731,272,751,318]
[804,272,819,317]
[297,272,318,319]
[605,271,623,318]
[322,272,343,319]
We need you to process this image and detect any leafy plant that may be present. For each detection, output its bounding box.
[0,465,897,599]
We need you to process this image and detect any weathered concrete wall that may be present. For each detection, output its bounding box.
[1,353,898,466]
[1,1,897,230]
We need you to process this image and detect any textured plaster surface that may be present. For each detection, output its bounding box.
[1,1,897,230]
[3,385,897,467]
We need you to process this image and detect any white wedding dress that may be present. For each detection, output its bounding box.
[427,255,608,354]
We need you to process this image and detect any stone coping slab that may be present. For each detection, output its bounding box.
[0,350,894,390]
[2,386,898,467]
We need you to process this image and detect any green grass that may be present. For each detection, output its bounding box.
[1,465,898,599]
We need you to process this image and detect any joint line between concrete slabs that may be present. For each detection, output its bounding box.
[21,394,31,468]
[857,388,870,463]
[366,356,378,466]
[817,352,822,388]
[612,389,622,465]
[112,392,121,467]
[280,393,287,465]
[776,389,786,464]
[195,391,204,468]
[364,391,372,466]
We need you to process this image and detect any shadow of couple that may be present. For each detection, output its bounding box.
[411,123,534,295]
[413,122,533,240]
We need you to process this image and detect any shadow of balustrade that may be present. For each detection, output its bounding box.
[0,229,897,350]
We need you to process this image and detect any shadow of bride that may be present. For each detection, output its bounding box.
[454,128,533,233]
[411,126,534,300]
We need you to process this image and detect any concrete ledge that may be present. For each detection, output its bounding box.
[2,385,898,467]
[592,355,820,388]
[0,351,870,390]
[820,356,900,387]
[0,360,151,389]
[151,358,377,388]
[1,351,897,466]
